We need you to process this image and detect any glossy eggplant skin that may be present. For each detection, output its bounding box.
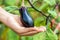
[19,6,34,27]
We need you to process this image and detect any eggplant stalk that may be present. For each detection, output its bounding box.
[19,0,34,27]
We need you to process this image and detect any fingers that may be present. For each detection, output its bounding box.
[20,31,40,36]
[19,27,46,36]
[21,26,46,34]
[38,26,46,31]
[19,27,38,34]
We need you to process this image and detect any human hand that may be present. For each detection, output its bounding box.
[10,14,46,36]
[0,7,46,36]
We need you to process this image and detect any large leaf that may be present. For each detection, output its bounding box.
[21,28,58,40]
[6,29,19,40]
[34,17,45,26]
[33,27,58,40]
[44,0,56,6]
[4,6,19,15]
[0,23,6,37]
[4,0,20,6]
[48,10,57,18]
[0,0,3,5]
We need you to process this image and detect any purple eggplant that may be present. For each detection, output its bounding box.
[19,6,34,27]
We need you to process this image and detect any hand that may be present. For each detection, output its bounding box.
[10,14,46,36]
[0,7,46,36]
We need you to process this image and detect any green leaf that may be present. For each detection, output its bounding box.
[44,0,56,6]
[4,6,18,11]
[55,16,60,23]
[7,29,19,40]
[39,3,48,11]
[21,36,33,40]
[33,32,46,40]
[5,0,17,6]
[0,24,6,36]
[33,28,58,40]
[48,10,57,18]
[34,17,45,26]
[4,6,19,15]
[21,24,58,40]
[0,0,3,5]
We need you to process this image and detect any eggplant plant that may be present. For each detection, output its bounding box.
[0,0,60,40]
[19,0,34,27]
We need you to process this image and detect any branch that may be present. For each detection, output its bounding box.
[28,0,47,17]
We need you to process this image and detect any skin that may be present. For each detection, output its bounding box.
[0,7,46,36]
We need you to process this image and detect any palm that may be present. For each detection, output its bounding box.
[11,14,23,26]
[11,14,46,36]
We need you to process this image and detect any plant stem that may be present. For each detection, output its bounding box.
[21,0,25,7]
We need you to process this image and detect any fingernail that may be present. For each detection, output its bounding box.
[39,27,46,32]
[38,29,44,32]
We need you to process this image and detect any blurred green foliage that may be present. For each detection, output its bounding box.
[0,0,60,40]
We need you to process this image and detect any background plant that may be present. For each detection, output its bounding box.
[0,0,60,40]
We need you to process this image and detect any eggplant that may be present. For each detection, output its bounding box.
[19,6,34,27]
